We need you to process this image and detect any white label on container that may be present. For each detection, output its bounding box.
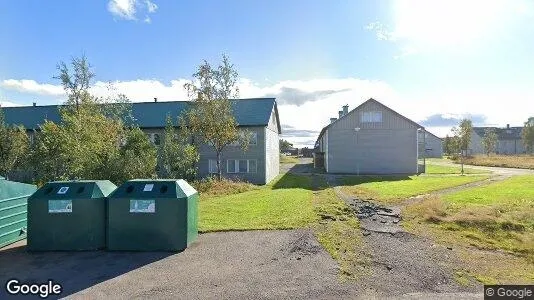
[57,187,69,194]
[49,200,72,213]
[130,200,156,213]
[143,184,154,192]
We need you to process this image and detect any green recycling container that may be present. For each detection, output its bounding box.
[107,179,198,251]
[27,180,117,251]
[0,178,37,248]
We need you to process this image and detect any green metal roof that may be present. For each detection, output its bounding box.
[0,179,37,200]
[2,98,280,132]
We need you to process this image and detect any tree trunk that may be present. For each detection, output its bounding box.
[216,151,222,181]
[461,149,465,175]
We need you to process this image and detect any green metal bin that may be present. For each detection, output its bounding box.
[27,180,117,251]
[0,178,37,248]
[107,179,198,251]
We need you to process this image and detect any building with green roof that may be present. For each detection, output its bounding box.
[2,98,281,184]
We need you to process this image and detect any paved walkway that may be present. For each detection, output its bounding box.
[429,160,534,176]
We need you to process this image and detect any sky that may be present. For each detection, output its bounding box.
[1,0,533,147]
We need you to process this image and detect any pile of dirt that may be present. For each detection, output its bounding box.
[285,231,322,257]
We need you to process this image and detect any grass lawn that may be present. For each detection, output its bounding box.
[341,175,489,204]
[425,163,491,175]
[199,174,316,232]
[403,175,534,284]
[280,154,300,164]
[453,154,534,169]
[198,173,367,279]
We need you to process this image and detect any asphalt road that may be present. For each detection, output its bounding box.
[0,230,358,300]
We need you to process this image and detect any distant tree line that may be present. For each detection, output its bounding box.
[0,54,249,185]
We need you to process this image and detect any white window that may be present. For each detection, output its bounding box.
[361,111,382,123]
[227,159,236,173]
[248,159,257,173]
[208,160,218,174]
[227,159,257,173]
[249,132,258,145]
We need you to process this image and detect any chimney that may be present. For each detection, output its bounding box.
[342,104,348,115]
[33,102,36,107]
[330,118,337,123]
[338,111,343,118]
[154,97,158,102]
[506,124,510,129]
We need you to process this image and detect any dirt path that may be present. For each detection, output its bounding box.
[324,175,483,299]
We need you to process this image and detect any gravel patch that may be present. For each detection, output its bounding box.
[327,176,483,298]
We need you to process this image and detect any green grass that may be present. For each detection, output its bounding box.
[425,163,491,175]
[198,173,368,280]
[311,178,368,280]
[445,175,534,207]
[341,175,489,204]
[199,174,316,232]
[403,175,534,283]
[280,154,299,164]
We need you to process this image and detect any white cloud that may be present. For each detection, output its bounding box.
[0,100,23,107]
[0,79,64,97]
[107,0,157,22]
[145,0,158,13]
[108,0,137,20]
[366,22,395,41]
[367,0,532,57]
[2,77,533,147]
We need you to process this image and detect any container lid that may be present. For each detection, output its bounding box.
[29,180,117,200]
[109,179,197,199]
[0,179,37,199]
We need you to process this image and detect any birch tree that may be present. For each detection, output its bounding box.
[183,55,251,180]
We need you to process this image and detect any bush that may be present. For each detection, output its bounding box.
[192,176,258,197]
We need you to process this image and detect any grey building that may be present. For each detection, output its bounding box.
[469,125,525,155]
[2,98,281,184]
[424,131,443,158]
[315,98,426,175]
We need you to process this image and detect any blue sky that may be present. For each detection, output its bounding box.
[1,0,533,146]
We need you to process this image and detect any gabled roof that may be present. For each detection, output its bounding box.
[425,130,442,141]
[316,98,424,144]
[2,98,281,133]
[473,126,523,140]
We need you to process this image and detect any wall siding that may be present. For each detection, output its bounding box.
[469,132,484,155]
[265,108,280,183]
[326,101,419,174]
[425,134,443,158]
[469,131,525,155]
[197,126,267,184]
[330,101,417,131]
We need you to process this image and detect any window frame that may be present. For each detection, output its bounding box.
[208,159,218,174]
[361,111,383,123]
[227,159,257,174]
